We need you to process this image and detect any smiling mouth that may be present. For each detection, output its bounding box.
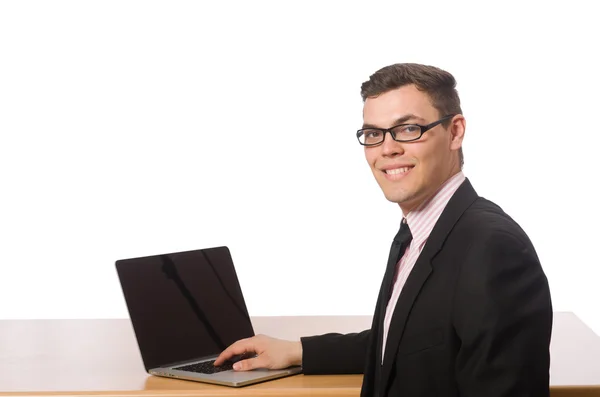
[385,167,412,175]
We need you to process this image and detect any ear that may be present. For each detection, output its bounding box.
[449,115,466,151]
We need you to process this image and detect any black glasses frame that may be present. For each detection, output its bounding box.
[356,114,456,146]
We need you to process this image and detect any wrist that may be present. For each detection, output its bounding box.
[292,341,303,366]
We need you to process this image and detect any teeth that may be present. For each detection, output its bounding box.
[386,167,410,175]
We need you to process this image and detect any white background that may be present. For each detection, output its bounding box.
[1,1,599,335]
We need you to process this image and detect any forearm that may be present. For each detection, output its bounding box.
[300,329,371,374]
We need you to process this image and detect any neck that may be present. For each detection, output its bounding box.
[399,169,462,216]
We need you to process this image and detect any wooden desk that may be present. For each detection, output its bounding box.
[0,312,598,396]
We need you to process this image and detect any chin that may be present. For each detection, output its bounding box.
[382,186,421,207]
[384,192,410,205]
[378,179,411,201]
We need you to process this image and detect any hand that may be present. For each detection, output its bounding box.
[214,334,302,371]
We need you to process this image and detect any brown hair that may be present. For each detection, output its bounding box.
[361,63,464,167]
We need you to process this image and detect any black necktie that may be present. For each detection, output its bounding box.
[384,218,413,301]
[393,218,412,252]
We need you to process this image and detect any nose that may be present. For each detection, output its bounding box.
[380,131,404,157]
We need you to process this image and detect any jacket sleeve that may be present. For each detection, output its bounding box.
[453,230,553,397]
[300,329,371,374]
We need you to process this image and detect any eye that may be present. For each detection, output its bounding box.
[395,125,421,135]
[365,130,382,139]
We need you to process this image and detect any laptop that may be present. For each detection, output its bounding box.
[116,246,302,387]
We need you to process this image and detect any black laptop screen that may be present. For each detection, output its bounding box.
[116,246,255,371]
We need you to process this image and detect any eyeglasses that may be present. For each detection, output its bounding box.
[356,114,456,146]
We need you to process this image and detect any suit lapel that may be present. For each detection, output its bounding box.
[379,178,479,390]
[375,234,410,364]
[380,251,432,386]
[363,228,412,396]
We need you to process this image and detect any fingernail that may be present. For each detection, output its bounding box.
[233,363,241,370]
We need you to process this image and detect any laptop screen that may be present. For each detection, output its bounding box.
[116,246,255,371]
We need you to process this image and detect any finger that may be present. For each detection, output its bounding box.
[232,355,269,371]
[214,340,254,366]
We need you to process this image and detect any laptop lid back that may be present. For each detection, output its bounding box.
[116,246,255,371]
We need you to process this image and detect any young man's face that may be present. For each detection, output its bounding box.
[363,84,464,214]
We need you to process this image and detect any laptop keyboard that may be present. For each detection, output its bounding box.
[174,359,234,374]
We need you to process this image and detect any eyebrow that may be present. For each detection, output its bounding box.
[362,114,426,129]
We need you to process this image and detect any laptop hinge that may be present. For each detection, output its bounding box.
[160,354,216,368]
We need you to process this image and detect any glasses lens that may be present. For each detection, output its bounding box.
[391,125,422,142]
[359,129,384,145]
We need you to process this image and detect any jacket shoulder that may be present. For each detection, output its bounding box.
[457,197,533,245]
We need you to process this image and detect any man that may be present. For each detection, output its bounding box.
[215,63,553,397]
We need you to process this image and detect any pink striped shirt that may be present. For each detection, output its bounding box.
[381,171,466,362]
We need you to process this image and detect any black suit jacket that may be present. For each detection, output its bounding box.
[301,179,552,397]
